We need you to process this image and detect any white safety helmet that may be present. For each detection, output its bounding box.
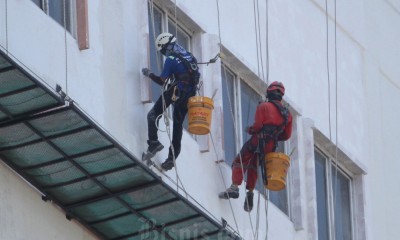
[155,32,176,52]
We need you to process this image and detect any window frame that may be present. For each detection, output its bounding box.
[314,146,355,240]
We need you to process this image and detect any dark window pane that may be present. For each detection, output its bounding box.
[315,151,330,240]
[168,21,190,50]
[240,82,259,143]
[48,0,64,26]
[222,67,236,164]
[32,0,42,8]
[332,167,352,240]
[48,0,73,34]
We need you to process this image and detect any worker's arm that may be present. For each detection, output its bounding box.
[148,73,165,86]
[142,68,166,86]
[278,113,293,141]
[249,104,264,134]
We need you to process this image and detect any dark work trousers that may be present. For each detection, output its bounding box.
[147,84,196,160]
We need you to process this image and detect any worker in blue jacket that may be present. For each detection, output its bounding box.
[142,32,200,171]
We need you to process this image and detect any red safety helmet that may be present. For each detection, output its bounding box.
[266,81,285,96]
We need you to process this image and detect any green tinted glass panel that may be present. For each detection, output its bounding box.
[120,184,175,209]
[29,110,89,137]
[140,201,197,225]
[70,198,128,222]
[166,216,218,239]
[0,111,8,121]
[47,179,107,204]
[0,123,40,148]
[51,129,112,155]
[92,214,150,239]
[0,88,58,115]
[126,230,163,240]
[75,148,133,174]
[0,142,62,167]
[0,55,11,69]
[99,167,154,192]
[25,161,85,186]
[207,232,237,240]
[0,69,34,95]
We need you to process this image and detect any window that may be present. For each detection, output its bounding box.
[221,65,237,165]
[315,149,353,240]
[147,4,192,103]
[32,0,77,37]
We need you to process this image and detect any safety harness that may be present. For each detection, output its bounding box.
[169,52,200,101]
[257,100,289,152]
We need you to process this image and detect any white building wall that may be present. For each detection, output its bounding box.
[0,0,399,239]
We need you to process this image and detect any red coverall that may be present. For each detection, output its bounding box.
[231,100,293,190]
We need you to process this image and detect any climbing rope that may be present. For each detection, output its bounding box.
[215,0,257,237]
[325,0,340,234]
[210,133,241,234]
[63,0,68,95]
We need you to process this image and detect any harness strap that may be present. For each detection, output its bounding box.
[257,101,289,152]
[171,52,200,86]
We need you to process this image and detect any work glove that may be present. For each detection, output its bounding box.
[142,68,152,77]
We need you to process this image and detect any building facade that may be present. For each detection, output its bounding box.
[0,0,399,239]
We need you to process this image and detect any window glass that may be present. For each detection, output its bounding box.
[240,81,259,143]
[168,21,190,50]
[222,67,236,164]
[32,0,42,8]
[315,149,353,240]
[332,167,352,240]
[48,0,64,26]
[315,150,330,240]
[32,0,75,35]
[148,6,163,103]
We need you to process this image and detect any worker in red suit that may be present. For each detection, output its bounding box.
[219,81,293,212]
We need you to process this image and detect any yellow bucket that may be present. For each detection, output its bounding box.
[264,152,290,191]
[187,96,214,135]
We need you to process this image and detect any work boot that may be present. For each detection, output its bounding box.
[143,140,164,160]
[243,191,254,212]
[161,158,174,171]
[219,185,239,199]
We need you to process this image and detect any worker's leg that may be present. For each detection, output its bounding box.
[219,137,257,199]
[146,88,173,155]
[161,90,194,170]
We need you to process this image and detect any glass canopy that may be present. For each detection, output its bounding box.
[0,51,240,239]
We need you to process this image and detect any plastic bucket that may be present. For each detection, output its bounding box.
[264,152,290,191]
[187,96,214,135]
